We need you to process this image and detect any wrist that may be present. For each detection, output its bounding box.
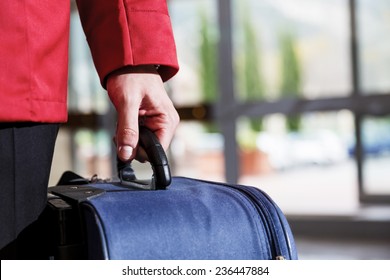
[105,65,159,88]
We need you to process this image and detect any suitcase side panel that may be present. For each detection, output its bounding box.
[175,177,298,260]
[231,185,298,260]
[82,203,109,260]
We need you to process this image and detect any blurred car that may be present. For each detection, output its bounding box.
[257,129,348,170]
[348,124,390,156]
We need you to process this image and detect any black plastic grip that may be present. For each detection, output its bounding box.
[138,126,171,188]
[117,127,171,190]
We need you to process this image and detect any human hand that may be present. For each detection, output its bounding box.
[106,65,179,162]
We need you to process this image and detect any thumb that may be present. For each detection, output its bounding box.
[115,103,140,162]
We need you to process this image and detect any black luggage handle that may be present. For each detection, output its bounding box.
[117,126,171,190]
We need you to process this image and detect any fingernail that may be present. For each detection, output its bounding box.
[119,145,133,160]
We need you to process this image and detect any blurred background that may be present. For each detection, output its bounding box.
[52,0,390,259]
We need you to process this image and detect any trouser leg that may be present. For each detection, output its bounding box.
[0,123,59,259]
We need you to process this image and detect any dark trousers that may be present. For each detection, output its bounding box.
[0,123,59,259]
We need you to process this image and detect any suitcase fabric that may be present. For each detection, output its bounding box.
[44,176,297,260]
[42,128,298,260]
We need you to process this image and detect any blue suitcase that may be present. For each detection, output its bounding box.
[42,127,298,260]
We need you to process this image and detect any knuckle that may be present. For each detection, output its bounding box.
[122,127,137,137]
[120,127,138,145]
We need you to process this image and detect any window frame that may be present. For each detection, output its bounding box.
[215,0,390,203]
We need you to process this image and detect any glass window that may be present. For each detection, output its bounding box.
[170,121,225,182]
[169,0,218,106]
[49,128,73,186]
[50,11,113,184]
[50,128,112,185]
[358,0,390,93]
[68,11,109,114]
[361,116,390,195]
[232,0,351,101]
[238,111,358,215]
[51,1,390,208]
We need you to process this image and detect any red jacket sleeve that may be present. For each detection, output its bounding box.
[76,0,179,87]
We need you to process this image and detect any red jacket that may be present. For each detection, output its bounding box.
[0,0,178,123]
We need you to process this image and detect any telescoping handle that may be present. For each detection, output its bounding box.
[117,126,171,190]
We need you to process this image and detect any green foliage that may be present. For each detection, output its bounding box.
[242,16,265,102]
[286,115,300,132]
[198,8,219,133]
[279,30,302,131]
[239,3,265,132]
[199,9,218,104]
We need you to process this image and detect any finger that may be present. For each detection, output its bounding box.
[142,106,180,152]
[116,104,140,162]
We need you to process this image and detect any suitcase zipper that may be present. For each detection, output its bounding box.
[230,187,275,259]
[230,185,289,260]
